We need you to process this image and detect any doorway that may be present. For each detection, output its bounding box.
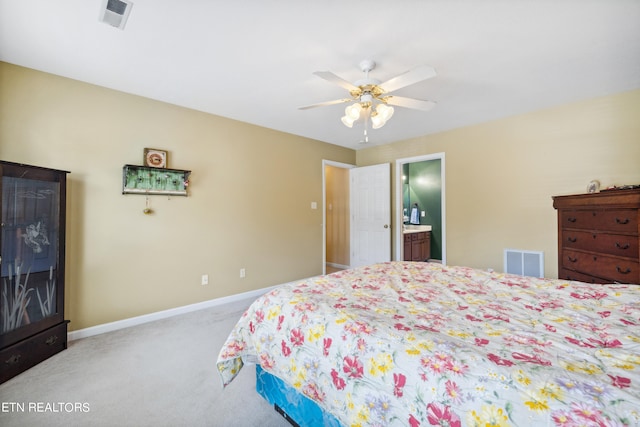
[322,160,354,275]
[395,153,446,264]
[322,160,392,274]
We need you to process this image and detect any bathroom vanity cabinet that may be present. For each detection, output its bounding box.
[403,231,431,262]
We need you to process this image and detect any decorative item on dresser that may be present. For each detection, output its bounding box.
[0,161,69,384]
[553,188,640,284]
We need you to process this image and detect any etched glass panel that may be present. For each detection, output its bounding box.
[1,176,60,333]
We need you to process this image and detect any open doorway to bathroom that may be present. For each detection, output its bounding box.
[395,153,446,264]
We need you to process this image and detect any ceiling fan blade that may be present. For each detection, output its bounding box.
[379,65,437,93]
[384,96,436,111]
[313,71,359,92]
[298,98,352,110]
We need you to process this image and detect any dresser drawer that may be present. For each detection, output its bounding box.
[559,268,606,284]
[562,230,639,258]
[562,249,639,284]
[0,322,68,384]
[561,209,638,232]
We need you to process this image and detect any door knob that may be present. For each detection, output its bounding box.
[384,224,389,228]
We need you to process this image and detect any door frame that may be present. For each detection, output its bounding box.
[394,153,446,264]
[322,159,355,275]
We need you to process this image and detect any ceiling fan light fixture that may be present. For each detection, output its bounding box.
[345,103,362,120]
[341,115,356,128]
[371,113,385,129]
[360,93,373,104]
[342,102,363,128]
[301,59,437,136]
[371,104,395,129]
[377,104,394,121]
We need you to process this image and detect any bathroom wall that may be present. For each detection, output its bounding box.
[405,159,443,260]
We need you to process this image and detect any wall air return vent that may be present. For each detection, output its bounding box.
[504,249,544,278]
[100,0,133,30]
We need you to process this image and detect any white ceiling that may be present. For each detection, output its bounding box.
[1,0,639,149]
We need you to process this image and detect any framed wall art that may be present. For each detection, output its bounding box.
[122,165,191,196]
[143,148,168,168]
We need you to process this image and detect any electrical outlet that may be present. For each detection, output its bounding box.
[201,274,209,285]
[240,268,246,278]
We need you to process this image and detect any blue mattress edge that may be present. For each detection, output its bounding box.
[255,365,343,427]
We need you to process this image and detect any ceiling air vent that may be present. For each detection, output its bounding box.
[100,0,133,30]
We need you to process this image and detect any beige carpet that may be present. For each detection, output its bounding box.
[0,296,290,427]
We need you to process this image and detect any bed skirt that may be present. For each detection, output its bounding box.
[256,365,342,427]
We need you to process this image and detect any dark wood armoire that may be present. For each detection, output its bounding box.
[0,161,69,384]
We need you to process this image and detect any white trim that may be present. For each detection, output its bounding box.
[67,285,279,342]
[322,159,355,275]
[394,153,446,265]
[326,262,350,270]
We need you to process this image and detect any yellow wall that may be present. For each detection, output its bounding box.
[325,165,350,266]
[357,89,640,276]
[3,61,638,330]
[0,62,355,330]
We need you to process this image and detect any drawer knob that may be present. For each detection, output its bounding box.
[45,335,58,346]
[616,266,632,275]
[616,218,630,225]
[567,256,578,263]
[567,217,577,223]
[568,237,577,243]
[615,242,630,250]
[5,354,21,365]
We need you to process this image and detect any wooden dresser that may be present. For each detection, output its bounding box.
[553,189,640,284]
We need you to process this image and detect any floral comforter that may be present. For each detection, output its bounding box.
[217,262,640,427]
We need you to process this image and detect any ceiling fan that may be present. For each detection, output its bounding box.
[300,59,437,131]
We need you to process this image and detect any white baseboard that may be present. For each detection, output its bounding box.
[67,285,279,342]
[327,262,350,270]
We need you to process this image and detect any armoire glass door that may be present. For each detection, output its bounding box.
[1,175,61,334]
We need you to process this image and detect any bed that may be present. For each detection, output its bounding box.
[216,261,640,426]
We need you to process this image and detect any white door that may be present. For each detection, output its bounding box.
[350,163,391,267]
